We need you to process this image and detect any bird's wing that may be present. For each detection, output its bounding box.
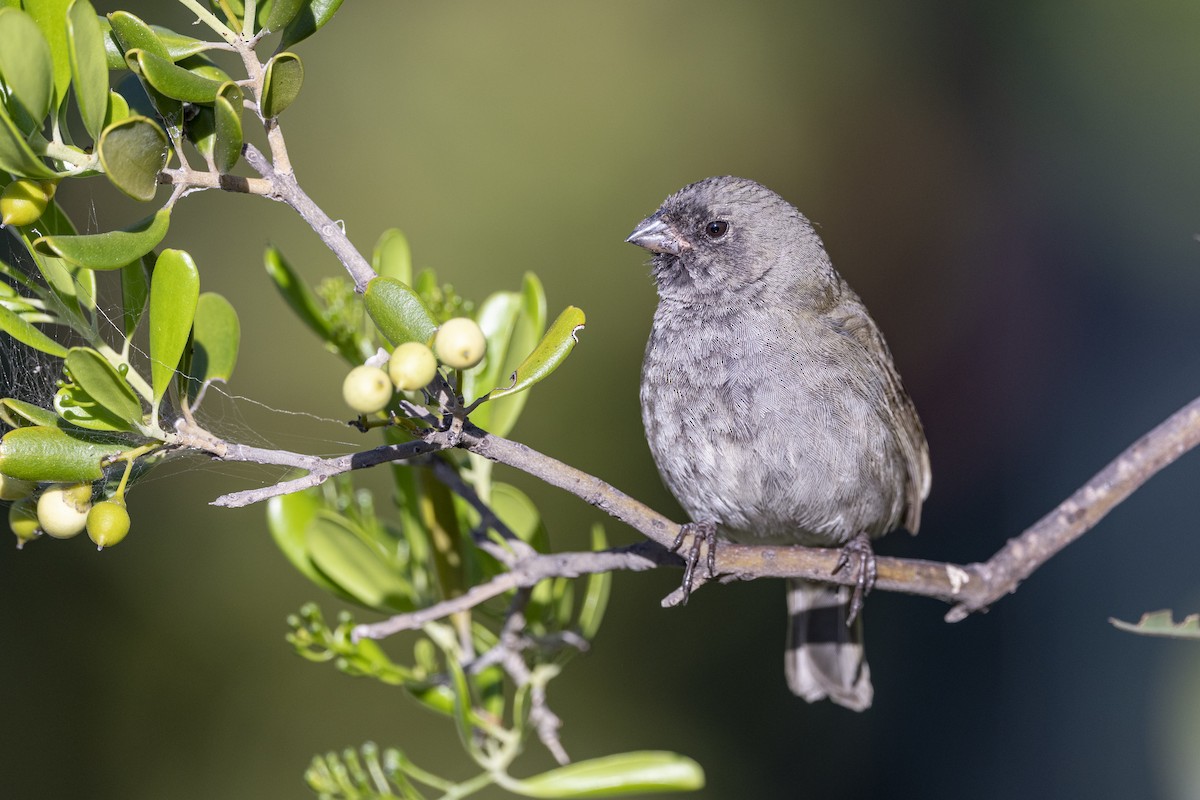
[828,290,932,534]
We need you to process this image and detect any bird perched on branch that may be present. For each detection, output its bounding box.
[627,176,930,710]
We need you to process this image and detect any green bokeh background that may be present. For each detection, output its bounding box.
[4,1,1200,798]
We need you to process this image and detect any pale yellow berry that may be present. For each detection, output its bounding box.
[433,317,486,370]
[388,342,439,391]
[342,365,393,414]
[1,179,51,227]
[87,501,130,549]
[37,483,92,539]
[9,497,40,547]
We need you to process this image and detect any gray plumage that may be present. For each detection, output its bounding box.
[628,176,930,711]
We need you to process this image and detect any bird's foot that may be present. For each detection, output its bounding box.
[670,520,717,604]
[832,532,876,626]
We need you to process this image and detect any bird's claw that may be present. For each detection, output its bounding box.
[832,532,876,625]
[670,520,717,604]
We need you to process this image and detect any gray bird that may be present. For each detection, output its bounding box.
[627,176,930,711]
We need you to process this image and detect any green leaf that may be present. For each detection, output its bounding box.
[260,51,303,118]
[306,513,413,612]
[372,228,412,286]
[1110,610,1200,640]
[459,273,546,436]
[0,303,67,357]
[60,346,143,431]
[264,0,304,32]
[505,752,704,798]
[66,0,108,141]
[105,11,169,59]
[0,8,54,133]
[97,115,168,201]
[152,25,211,61]
[364,276,437,346]
[148,248,199,412]
[34,208,170,269]
[23,0,72,112]
[187,291,240,394]
[103,88,130,128]
[114,65,184,138]
[0,425,132,482]
[120,254,150,339]
[0,102,59,178]
[19,196,97,322]
[279,0,344,49]
[490,305,585,400]
[267,487,360,604]
[0,398,60,428]
[125,48,224,104]
[263,244,333,340]
[491,480,548,551]
[212,88,243,173]
[578,524,611,640]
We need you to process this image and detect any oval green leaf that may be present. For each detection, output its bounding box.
[506,752,704,798]
[103,88,130,128]
[267,487,360,604]
[212,89,243,173]
[372,228,412,285]
[97,115,168,201]
[34,207,170,269]
[106,10,168,59]
[0,8,54,133]
[66,0,108,141]
[306,513,413,612]
[63,347,142,430]
[578,524,611,639]
[187,291,240,396]
[0,425,131,482]
[148,248,199,411]
[265,0,305,32]
[0,303,67,357]
[263,244,333,340]
[125,48,223,104]
[364,276,437,346]
[1111,610,1200,640]
[0,102,60,178]
[23,0,72,112]
[120,253,150,339]
[17,196,96,322]
[279,0,344,49]
[153,25,210,61]
[490,305,585,400]
[260,51,303,119]
[0,398,61,428]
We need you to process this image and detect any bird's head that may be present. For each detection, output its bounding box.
[626,176,830,302]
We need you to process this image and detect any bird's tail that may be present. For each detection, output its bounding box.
[785,578,873,711]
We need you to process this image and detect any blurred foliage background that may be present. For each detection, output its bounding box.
[4,1,1200,798]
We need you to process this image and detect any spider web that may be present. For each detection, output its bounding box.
[0,207,369,491]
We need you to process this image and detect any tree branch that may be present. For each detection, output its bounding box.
[242,144,377,292]
[455,394,1200,622]
[352,542,674,640]
[190,429,458,507]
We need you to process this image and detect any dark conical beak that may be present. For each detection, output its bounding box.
[626,216,684,255]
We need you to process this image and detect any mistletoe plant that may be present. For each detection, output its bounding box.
[0,1,703,797]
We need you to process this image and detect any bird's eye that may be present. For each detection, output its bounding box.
[705,220,729,239]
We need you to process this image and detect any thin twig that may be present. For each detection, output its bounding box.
[352,543,673,640]
[200,432,458,507]
[426,455,537,563]
[242,144,377,291]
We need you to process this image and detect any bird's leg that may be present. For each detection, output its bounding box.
[831,532,876,625]
[670,520,717,603]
